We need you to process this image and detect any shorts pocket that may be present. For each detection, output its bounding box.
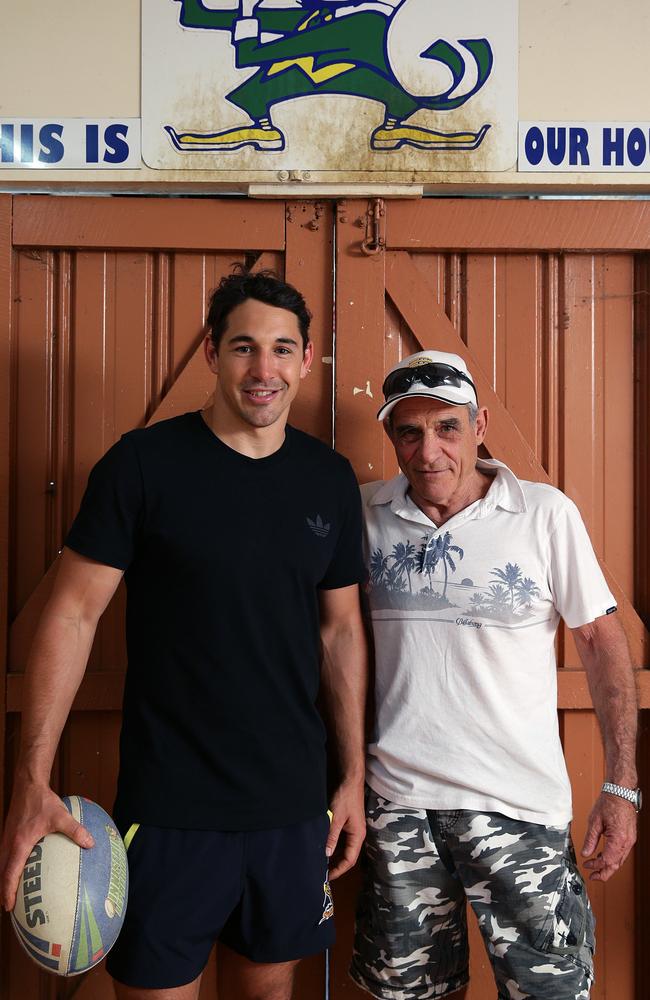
[538,855,594,958]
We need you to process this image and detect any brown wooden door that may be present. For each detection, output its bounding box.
[1,195,649,999]
[331,198,650,1000]
[0,194,334,1000]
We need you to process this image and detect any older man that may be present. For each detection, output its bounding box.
[351,350,639,1000]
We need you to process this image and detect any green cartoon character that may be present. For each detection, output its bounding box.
[165,0,493,153]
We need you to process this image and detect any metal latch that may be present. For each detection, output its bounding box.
[361,198,386,256]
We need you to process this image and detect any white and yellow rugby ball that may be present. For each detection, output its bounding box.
[11,796,128,976]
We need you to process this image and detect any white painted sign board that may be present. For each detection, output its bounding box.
[519,122,650,172]
[142,0,518,175]
[0,119,141,169]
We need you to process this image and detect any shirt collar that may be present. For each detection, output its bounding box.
[368,458,527,519]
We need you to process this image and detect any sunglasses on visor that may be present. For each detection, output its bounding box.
[382,362,477,401]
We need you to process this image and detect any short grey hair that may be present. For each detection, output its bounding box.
[386,400,479,430]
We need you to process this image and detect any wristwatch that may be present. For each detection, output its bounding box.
[601,782,642,812]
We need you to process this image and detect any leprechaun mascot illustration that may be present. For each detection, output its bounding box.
[165,0,493,153]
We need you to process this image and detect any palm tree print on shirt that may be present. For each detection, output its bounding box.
[368,531,464,611]
[391,541,416,593]
[466,564,541,622]
[367,538,542,621]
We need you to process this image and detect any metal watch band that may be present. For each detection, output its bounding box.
[602,781,642,811]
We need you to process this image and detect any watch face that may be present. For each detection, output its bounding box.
[637,789,643,812]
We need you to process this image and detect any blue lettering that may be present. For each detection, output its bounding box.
[85,124,99,163]
[103,124,129,164]
[0,124,14,163]
[603,127,624,166]
[524,126,544,166]
[20,124,34,164]
[626,127,646,167]
[546,127,566,166]
[569,127,590,166]
[38,124,64,164]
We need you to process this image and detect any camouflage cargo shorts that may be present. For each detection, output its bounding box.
[351,788,595,1000]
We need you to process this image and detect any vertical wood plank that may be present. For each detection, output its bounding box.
[560,254,598,671]
[71,252,115,508]
[600,255,635,593]
[335,201,387,483]
[634,256,650,629]
[12,250,54,617]
[542,254,560,484]
[633,255,650,992]
[465,254,499,390]
[51,251,73,564]
[285,201,334,446]
[502,254,543,460]
[0,194,13,1000]
[560,254,600,531]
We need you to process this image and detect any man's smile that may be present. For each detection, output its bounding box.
[242,384,285,403]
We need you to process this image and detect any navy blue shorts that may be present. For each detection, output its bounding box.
[106,813,335,990]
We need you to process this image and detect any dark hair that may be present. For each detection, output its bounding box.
[206,267,311,351]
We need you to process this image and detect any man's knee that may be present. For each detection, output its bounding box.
[217,951,298,1000]
[227,979,294,1000]
[237,990,292,1000]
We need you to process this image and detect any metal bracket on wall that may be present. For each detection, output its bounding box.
[361,198,386,255]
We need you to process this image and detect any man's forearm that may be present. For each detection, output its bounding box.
[16,609,98,785]
[320,618,368,783]
[15,550,123,785]
[574,616,638,785]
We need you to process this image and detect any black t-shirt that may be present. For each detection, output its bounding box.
[65,412,364,830]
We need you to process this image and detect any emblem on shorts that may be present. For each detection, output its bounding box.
[307,515,330,538]
[319,870,334,925]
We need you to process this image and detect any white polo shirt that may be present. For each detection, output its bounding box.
[362,459,616,826]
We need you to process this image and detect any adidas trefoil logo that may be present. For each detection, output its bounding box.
[307,515,330,538]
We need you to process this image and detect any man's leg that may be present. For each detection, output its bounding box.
[114,978,201,1000]
[448,813,595,1000]
[218,813,334,990]
[106,827,244,995]
[351,789,469,999]
[217,944,298,1000]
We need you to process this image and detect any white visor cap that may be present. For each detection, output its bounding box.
[377,350,478,421]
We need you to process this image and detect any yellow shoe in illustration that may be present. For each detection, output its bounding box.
[165,122,285,152]
[371,122,490,152]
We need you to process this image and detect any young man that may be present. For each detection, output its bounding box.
[351,350,638,1000]
[0,271,368,1000]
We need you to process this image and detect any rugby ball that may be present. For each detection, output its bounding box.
[11,796,128,976]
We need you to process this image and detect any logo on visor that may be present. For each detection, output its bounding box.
[408,357,436,367]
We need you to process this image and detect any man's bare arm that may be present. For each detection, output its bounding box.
[572,611,638,882]
[319,584,368,879]
[0,548,123,910]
